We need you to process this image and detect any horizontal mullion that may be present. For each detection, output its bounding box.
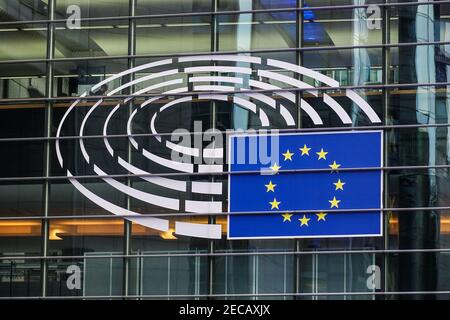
[0,164,449,181]
[1,0,449,27]
[1,40,450,65]
[6,122,450,142]
[0,205,449,221]
[3,247,450,261]
[0,81,449,104]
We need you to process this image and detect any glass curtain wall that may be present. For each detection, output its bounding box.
[0,0,449,299]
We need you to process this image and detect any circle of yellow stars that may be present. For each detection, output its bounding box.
[264,144,346,228]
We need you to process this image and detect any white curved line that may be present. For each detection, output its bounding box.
[198,165,223,173]
[67,170,169,232]
[127,108,139,140]
[203,148,223,158]
[346,89,382,123]
[150,112,160,142]
[189,76,243,84]
[92,59,173,92]
[160,96,192,112]
[94,165,180,211]
[175,221,222,239]
[108,69,180,96]
[259,109,270,127]
[233,96,270,127]
[179,55,261,64]
[240,90,295,126]
[192,181,222,195]
[300,99,323,125]
[248,79,296,102]
[142,148,194,173]
[79,99,103,164]
[130,136,139,149]
[133,79,184,96]
[198,94,228,101]
[323,94,352,124]
[117,157,187,192]
[257,70,318,96]
[242,91,276,108]
[103,103,121,156]
[233,96,256,113]
[56,92,87,167]
[267,58,340,87]
[184,66,252,75]
[194,85,237,92]
[279,105,296,126]
[165,87,188,94]
[141,96,162,108]
[185,200,223,213]
[166,140,199,157]
[101,101,188,193]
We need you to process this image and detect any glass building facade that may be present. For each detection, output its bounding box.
[0,0,450,299]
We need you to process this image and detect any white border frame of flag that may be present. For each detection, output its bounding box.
[227,130,384,240]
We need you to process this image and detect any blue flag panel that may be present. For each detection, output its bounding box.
[228,131,383,239]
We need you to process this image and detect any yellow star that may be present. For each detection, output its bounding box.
[316,212,327,221]
[282,213,293,222]
[265,181,276,192]
[316,148,328,160]
[282,149,294,161]
[329,196,341,208]
[333,179,345,191]
[269,198,281,210]
[329,161,341,171]
[299,214,310,227]
[299,144,311,156]
[270,163,281,173]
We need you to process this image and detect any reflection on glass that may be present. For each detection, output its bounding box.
[136,17,212,55]
[48,218,124,255]
[219,12,296,51]
[54,21,128,59]
[0,221,42,295]
[130,218,209,296]
[0,63,47,99]
[55,0,130,19]
[52,59,128,97]
[0,24,47,60]
[0,182,44,217]
[47,257,123,297]
[137,0,211,15]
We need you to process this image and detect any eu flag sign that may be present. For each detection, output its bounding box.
[228,131,383,239]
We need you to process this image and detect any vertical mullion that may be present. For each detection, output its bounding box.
[382,0,390,300]
[294,0,303,301]
[41,0,55,299]
[208,0,219,300]
[123,0,136,300]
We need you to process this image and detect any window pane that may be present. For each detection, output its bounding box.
[136,16,212,55]
[54,0,130,19]
[0,24,47,61]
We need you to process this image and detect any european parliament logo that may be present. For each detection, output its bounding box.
[228,131,383,239]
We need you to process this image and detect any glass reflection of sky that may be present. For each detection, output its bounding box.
[260,0,332,45]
